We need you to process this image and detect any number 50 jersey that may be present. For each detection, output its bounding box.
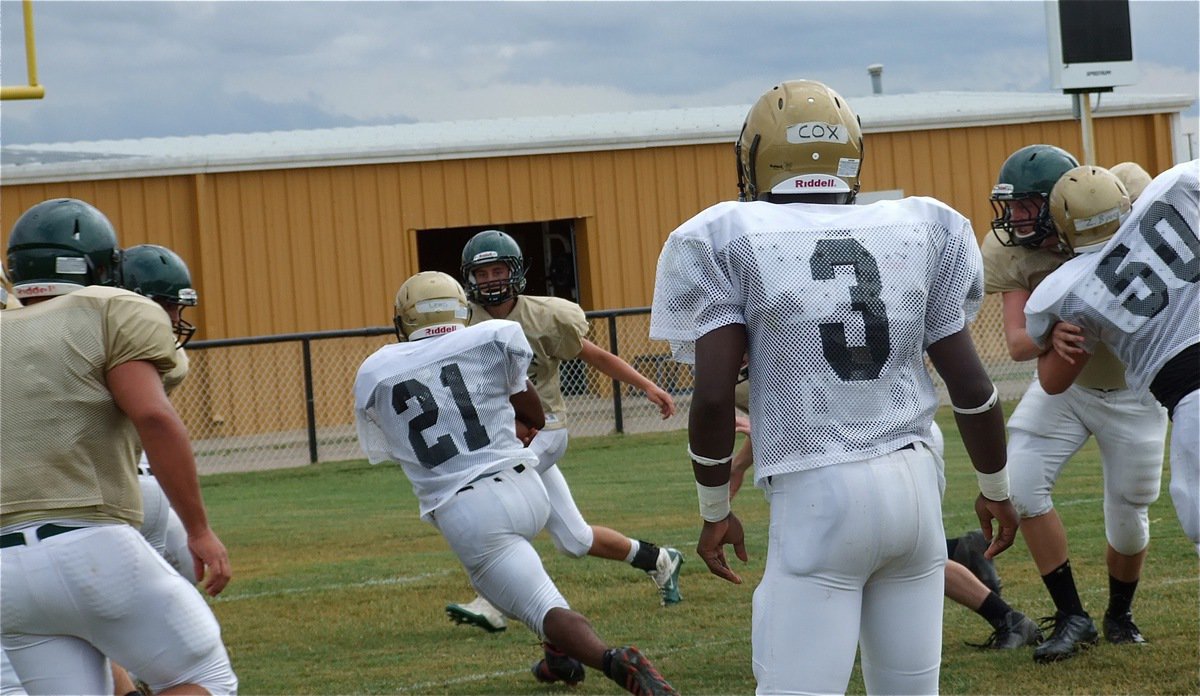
[1026,159,1199,399]
[354,319,539,520]
[650,197,983,481]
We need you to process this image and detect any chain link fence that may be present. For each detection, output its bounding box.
[175,297,1034,474]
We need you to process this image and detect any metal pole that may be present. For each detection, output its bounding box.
[301,339,319,463]
[607,314,623,434]
[1079,92,1097,165]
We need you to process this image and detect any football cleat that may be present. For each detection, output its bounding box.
[603,646,678,696]
[1103,611,1147,645]
[1033,612,1099,663]
[647,548,684,606]
[445,596,507,633]
[968,610,1043,650]
[951,530,1002,595]
[531,642,586,685]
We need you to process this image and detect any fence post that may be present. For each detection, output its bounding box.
[301,338,319,463]
[607,314,623,434]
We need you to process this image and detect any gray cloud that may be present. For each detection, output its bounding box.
[1,1,1195,145]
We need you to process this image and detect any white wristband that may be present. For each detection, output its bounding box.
[696,481,732,522]
[688,445,733,467]
[976,467,1010,502]
[952,385,1000,415]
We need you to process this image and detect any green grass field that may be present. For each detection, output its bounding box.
[201,407,1198,695]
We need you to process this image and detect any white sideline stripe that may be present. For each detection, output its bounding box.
[215,569,455,602]
[395,639,730,692]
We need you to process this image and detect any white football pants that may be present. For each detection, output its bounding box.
[1007,379,1166,555]
[0,524,236,695]
[432,462,570,640]
[1168,390,1199,549]
[139,474,197,583]
[530,429,597,558]
[752,445,946,695]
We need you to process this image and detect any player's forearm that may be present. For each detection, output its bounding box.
[1037,349,1087,395]
[579,340,657,391]
[1004,326,1045,362]
[138,411,210,536]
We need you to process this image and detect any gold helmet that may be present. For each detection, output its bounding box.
[1109,161,1152,202]
[1049,165,1131,255]
[393,271,469,341]
[736,80,864,203]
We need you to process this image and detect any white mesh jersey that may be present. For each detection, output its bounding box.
[354,319,539,520]
[1026,159,1199,394]
[651,197,983,479]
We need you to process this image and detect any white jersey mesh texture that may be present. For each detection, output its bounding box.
[1026,159,1199,394]
[354,319,539,520]
[651,197,983,480]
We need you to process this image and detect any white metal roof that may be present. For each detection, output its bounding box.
[1,90,1192,184]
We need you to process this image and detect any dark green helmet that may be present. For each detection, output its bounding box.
[121,244,199,346]
[989,144,1079,248]
[460,229,526,305]
[6,198,121,300]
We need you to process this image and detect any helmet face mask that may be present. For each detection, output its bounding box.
[460,230,527,305]
[120,244,199,347]
[394,271,470,341]
[1049,165,1131,255]
[990,145,1080,249]
[6,198,121,299]
[736,80,864,203]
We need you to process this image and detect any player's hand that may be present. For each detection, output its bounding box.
[974,493,1020,560]
[1050,321,1087,364]
[188,527,232,596]
[697,512,748,584]
[515,420,539,447]
[645,385,677,419]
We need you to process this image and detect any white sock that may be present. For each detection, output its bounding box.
[624,539,640,564]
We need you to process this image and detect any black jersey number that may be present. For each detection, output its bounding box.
[1095,201,1199,319]
[390,363,490,468]
[810,238,892,381]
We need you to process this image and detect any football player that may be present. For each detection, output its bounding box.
[445,229,684,633]
[650,79,1018,694]
[353,271,677,694]
[986,149,1168,662]
[1026,161,1198,553]
[122,244,201,583]
[1110,161,1153,203]
[0,199,236,695]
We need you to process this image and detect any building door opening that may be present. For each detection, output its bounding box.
[415,220,578,303]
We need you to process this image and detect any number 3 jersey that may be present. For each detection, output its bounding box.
[1026,159,1199,400]
[354,319,539,520]
[650,197,983,480]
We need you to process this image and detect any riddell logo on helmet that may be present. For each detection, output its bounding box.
[770,174,850,194]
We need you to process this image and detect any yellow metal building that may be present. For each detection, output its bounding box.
[1,91,1192,453]
[2,91,1192,339]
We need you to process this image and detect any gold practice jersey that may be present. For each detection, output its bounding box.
[0,286,181,527]
[981,231,1127,390]
[468,295,589,430]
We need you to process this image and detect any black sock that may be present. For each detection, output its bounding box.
[602,648,616,678]
[946,537,960,558]
[1107,575,1139,617]
[1042,560,1087,616]
[631,540,660,572]
[978,592,1011,629]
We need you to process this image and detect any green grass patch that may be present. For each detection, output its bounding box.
[201,407,1198,694]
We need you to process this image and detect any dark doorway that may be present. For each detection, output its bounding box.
[416,220,579,302]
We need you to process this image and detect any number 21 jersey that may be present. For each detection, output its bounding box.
[354,319,539,520]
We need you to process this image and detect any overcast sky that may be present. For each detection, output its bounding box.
[1,1,1196,146]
